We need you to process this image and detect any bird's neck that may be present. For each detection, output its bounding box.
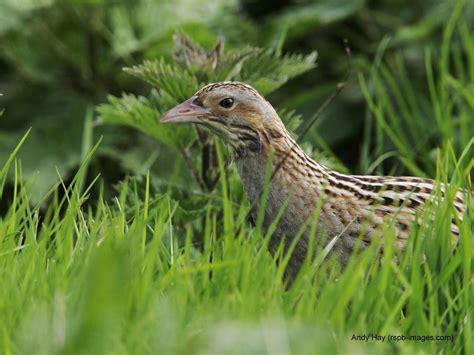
[234,133,330,205]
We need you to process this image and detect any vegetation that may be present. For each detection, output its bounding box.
[0,0,472,354]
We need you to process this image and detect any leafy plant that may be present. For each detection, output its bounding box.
[0,0,249,201]
[98,34,317,193]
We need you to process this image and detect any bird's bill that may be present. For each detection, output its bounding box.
[160,99,209,124]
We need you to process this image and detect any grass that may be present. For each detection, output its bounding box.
[0,133,472,354]
[0,8,473,355]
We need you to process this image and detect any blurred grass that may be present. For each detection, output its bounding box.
[0,133,471,354]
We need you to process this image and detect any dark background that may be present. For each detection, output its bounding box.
[0,0,472,207]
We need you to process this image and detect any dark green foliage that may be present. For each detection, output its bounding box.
[98,34,316,198]
[1,0,473,198]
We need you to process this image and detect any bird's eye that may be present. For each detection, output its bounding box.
[219,98,234,109]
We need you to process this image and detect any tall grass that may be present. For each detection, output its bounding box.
[0,133,472,354]
[0,142,472,355]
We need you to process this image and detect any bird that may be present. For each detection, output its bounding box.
[160,81,466,278]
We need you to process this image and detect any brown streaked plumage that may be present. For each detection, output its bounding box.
[161,81,466,277]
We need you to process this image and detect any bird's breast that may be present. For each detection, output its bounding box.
[235,155,322,236]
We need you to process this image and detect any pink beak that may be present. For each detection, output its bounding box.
[160,99,210,124]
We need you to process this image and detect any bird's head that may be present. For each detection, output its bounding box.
[161,82,287,157]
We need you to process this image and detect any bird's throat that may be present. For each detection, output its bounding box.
[234,139,326,211]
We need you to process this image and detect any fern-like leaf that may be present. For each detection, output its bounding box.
[124,59,200,102]
[97,93,195,149]
[235,50,317,94]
